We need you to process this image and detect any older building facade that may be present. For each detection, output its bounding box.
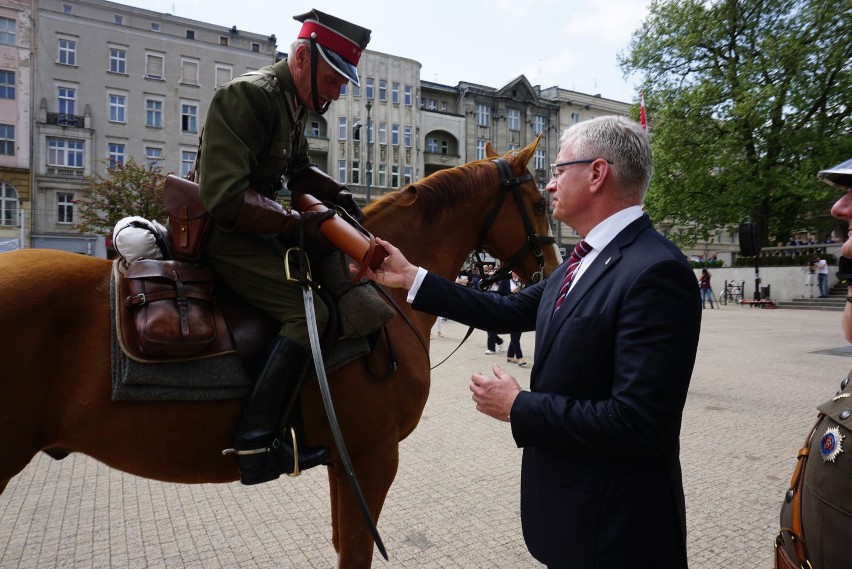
[0,0,33,252]
[31,0,274,255]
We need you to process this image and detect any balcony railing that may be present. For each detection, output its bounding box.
[46,113,85,128]
[46,166,85,177]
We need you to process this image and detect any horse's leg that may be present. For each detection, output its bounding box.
[332,442,400,568]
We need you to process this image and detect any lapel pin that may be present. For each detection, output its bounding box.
[604,257,612,265]
[820,426,844,462]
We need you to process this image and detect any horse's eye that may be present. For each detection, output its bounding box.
[535,201,546,216]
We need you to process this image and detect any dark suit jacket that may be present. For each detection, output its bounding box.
[413,215,701,568]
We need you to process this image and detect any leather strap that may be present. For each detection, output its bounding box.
[124,289,214,307]
[781,412,823,566]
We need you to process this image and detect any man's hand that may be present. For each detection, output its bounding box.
[299,209,336,245]
[350,237,419,289]
[336,190,363,223]
[470,364,523,422]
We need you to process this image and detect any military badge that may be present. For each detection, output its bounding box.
[820,426,844,463]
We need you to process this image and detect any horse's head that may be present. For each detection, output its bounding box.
[364,135,562,285]
[473,135,562,286]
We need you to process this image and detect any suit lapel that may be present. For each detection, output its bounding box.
[535,215,652,371]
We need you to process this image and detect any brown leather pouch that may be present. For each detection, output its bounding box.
[163,174,211,262]
[121,259,234,359]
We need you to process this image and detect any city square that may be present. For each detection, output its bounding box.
[1,306,849,568]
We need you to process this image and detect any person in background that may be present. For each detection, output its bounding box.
[506,272,527,366]
[814,254,830,297]
[357,115,701,568]
[198,9,370,485]
[698,267,715,309]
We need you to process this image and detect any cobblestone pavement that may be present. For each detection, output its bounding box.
[2,307,851,568]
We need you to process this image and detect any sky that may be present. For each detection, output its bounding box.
[118,0,652,104]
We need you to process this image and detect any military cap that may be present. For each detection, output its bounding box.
[818,158,852,191]
[294,9,371,87]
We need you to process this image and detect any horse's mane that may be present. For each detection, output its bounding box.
[366,158,498,228]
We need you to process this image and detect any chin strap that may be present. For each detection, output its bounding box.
[308,39,331,115]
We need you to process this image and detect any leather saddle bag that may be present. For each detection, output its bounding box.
[163,174,211,262]
[120,259,235,360]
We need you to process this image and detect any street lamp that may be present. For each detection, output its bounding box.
[365,99,372,204]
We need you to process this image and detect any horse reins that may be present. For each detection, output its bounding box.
[431,158,554,370]
[473,158,554,291]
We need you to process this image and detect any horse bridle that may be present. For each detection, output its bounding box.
[473,158,555,290]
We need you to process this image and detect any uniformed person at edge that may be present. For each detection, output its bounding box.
[198,9,371,485]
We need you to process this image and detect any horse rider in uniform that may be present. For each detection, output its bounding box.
[197,9,371,485]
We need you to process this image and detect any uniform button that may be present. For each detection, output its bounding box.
[842,376,849,390]
[841,409,851,420]
[785,489,794,502]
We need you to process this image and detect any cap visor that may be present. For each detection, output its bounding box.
[317,45,360,86]
[818,159,852,190]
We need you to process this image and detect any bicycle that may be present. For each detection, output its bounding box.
[718,280,745,306]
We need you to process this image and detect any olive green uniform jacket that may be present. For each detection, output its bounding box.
[198,58,333,347]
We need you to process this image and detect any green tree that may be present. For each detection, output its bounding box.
[75,160,167,237]
[619,0,852,248]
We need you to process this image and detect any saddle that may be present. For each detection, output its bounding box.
[114,174,394,374]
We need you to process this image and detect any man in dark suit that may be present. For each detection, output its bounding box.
[360,115,701,568]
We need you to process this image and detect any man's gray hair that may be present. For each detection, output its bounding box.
[559,115,652,201]
[289,38,310,59]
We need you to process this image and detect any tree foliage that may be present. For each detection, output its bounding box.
[75,160,167,238]
[619,0,852,247]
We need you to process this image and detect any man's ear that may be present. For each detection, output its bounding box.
[587,159,610,194]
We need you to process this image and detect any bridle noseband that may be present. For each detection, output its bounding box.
[473,158,555,290]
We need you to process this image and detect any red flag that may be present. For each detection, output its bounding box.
[639,90,647,131]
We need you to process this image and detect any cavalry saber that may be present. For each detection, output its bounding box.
[302,279,389,561]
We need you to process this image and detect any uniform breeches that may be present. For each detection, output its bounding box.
[203,231,329,349]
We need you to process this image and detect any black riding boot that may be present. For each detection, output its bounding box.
[231,335,329,485]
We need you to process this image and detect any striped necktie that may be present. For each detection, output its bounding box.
[553,239,592,311]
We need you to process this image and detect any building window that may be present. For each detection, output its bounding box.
[379,80,387,102]
[428,99,437,111]
[404,126,411,148]
[392,83,399,104]
[251,42,260,52]
[48,138,84,168]
[0,124,14,155]
[57,86,76,115]
[151,23,161,32]
[62,4,72,14]
[0,71,14,99]
[108,94,126,123]
[58,38,77,66]
[146,99,163,128]
[426,137,438,153]
[186,29,195,40]
[476,139,487,160]
[477,104,490,127]
[109,48,126,74]
[108,143,125,167]
[181,103,198,133]
[180,150,197,177]
[378,122,387,145]
[391,165,399,188]
[352,118,361,140]
[215,64,232,88]
[340,83,347,96]
[181,58,199,85]
[0,17,16,46]
[352,83,360,97]
[1,182,18,226]
[508,109,520,131]
[534,148,546,170]
[404,85,412,106]
[378,164,387,187]
[532,114,545,134]
[404,166,412,186]
[308,120,320,137]
[338,116,347,140]
[441,140,448,155]
[365,77,374,100]
[113,15,123,25]
[440,101,447,112]
[571,112,580,124]
[145,146,162,168]
[219,36,228,46]
[337,160,346,184]
[391,124,399,146]
[57,192,75,224]
[352,161,360,185]
[145,53,164,79]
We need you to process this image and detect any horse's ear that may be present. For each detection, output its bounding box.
[485,141,500,159]
[513,134,542,168]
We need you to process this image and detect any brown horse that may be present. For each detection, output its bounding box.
[0,138,559,567]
